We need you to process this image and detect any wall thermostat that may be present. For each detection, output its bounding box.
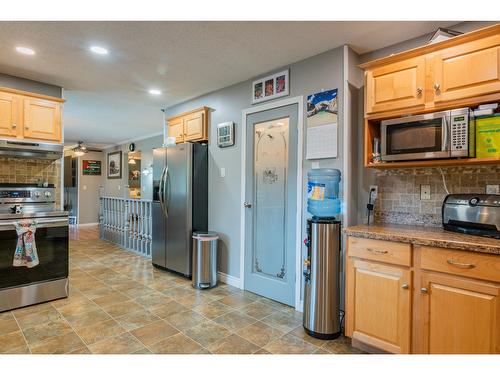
[217,122,235,148]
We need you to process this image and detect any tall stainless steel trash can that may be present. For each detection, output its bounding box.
[303,218,341,339]
[192,231,219,289]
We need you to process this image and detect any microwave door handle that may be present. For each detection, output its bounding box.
[443,115,450,152]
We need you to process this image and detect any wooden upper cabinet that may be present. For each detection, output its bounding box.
[23,98,61,142]
[184,111,205,141]
[418,272,500,354]
[167,107,209,144]
[432,34,500,104]
[346,258,412,353]
[0,91,21,138]
[0,87,63,143]
[168,117,185,144]
[365,56,426,114]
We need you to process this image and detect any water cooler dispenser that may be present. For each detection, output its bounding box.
[303,168,341,339]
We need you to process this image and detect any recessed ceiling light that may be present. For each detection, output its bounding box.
[148,89,162,96]
[90,46,108,55]
[15,46,36,55]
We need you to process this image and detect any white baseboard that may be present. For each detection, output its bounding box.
[217,271,242,289]
[77,222,99,227]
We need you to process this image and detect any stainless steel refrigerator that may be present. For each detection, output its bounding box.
[152,143,208,277]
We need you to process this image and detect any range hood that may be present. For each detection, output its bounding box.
[0,139,63,160]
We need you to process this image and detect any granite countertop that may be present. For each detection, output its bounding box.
[345,224,500,256]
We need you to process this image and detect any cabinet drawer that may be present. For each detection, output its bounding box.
[420,246,500,283]
[348,237,411,267]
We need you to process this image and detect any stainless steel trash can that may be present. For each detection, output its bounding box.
[303,218,341,339]
[192,231,219,289]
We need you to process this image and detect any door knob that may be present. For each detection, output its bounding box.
[12,123,17,129]
[416,87,423,96]
[401,283,409,290]
[433,83,440,91]
[420,287,428,294]
[243,202,252,208]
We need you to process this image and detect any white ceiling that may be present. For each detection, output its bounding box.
[0,21,458,147]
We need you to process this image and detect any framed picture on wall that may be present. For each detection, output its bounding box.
[107,151,122,179]
[82,160,101,175]
[252,69,289,104]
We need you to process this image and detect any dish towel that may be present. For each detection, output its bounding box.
[13,221,39,268]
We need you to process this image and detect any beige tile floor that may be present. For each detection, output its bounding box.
[0,227,363,354]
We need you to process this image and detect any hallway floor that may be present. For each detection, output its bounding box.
[0,226,362,354]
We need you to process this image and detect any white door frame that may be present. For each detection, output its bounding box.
[240,96,304,312]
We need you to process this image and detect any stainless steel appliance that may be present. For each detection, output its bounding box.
[381,108,473,162]
[152,143,208,277]
[303,217,341,339]
[0,184,69,312]
[192,231,218,289]
[0,139,63,160]
[443,194,500,239]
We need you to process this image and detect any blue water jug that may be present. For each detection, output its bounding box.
[307,168,341,218]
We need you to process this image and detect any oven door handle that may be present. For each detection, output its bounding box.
[0,217,68,231]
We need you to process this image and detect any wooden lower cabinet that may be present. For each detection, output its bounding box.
[346,258,412,353]
[346,236,500,354]
[416,272,500,354]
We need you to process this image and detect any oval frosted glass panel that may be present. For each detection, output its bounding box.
[253,118,289,280]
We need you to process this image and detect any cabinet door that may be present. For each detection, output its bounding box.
[419,272,500,354]
[0,92,21,138]
[23,98,61,142]
[168,117,185,144]
[433,34,500,103]
[184,111,205,141]
[365,56,426,114]
[346,258,412,353]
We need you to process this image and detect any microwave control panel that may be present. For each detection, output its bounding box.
[450,110,469,157]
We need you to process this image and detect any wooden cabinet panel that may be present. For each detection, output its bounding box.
[433,35,500,103]
[419,272,500,354]
[168,117,185,144]
[184,111,204,141]
[365,56,426,114]
[23,98,61,142]
[346,258,411,353]
[0,92,21,138]
[348,237,411,266]
[420,246,500,283]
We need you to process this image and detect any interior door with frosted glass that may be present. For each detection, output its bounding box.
[244,104,298,306]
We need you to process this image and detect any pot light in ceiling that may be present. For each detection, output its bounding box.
[90,46,109,55]
[148,89,162,96]
[15,46,36,55]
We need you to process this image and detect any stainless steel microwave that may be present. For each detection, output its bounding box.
[381,108,474,162]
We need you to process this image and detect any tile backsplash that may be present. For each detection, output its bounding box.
[373,165,500,227]
[0,157,62,208]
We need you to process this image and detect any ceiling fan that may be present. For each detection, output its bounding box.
[71,141,102,156]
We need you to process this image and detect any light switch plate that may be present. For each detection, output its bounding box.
[311,162,320,169]
[486,184,499,194]
[220,167,226,178]
[420,185,431,200]
[369,185,378,201]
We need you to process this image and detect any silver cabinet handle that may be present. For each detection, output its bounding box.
[416,87,423,96]
[433,83,440,91]
[366,248,388,255]
[25,125,29,130]
[243,202,252,208]
[447,259,475,269]
[421,287,428,294]
[401,283,409,290]
[12,123,17,128]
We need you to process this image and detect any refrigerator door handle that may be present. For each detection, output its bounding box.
[163,166,169,218]
[159,166,166,214]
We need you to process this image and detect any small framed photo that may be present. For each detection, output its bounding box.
[252,69,289,104]
[107,151,122,179]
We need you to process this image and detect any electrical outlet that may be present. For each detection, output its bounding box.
[369,185,378,201]
[420,185,431,200]
[486,185,499,194]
